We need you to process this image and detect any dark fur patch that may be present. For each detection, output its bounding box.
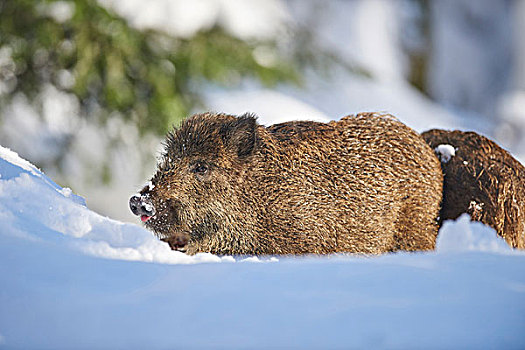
[422,129,525,248]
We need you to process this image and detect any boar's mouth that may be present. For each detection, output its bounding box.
[142,197,221,253]
[161,234,189,252]
[159,215,221,254]
[148,211,191,252]
[160,220,220,253]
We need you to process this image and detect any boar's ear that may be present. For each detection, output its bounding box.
[221,113,258,158]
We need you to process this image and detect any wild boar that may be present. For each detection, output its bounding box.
[130,112,444,255]
[423,129,525,249]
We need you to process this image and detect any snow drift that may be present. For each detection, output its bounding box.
[0,146,232,265]
[0,145,524,349]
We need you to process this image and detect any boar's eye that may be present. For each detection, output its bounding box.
[192,163,208,175]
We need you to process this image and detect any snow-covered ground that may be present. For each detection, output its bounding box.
[1,146,525,349]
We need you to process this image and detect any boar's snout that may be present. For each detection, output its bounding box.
[129,194,156,222]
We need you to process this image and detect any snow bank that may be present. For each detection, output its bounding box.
[0,145,230,265]
[437,214,513,253]
[1,144,525,349]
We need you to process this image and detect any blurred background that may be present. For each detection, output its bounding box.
[1,0,524,223]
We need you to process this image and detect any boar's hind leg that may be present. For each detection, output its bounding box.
[392,192,441,252]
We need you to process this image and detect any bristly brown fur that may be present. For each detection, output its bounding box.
[422,129,525,249]
[141,112,445,255]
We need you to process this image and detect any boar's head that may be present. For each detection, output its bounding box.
[129,112,259,255]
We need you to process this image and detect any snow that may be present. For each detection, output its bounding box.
[1,144,525,349]
[278,73,463,132]
[304,0,406,82]
[98,0,289,40]
[205,88,330,126]
[0,145,228,265]
[437,214,512,253]
[434,144,456,163]
[428,0,513,118]
[145,180,155,191]
[43,1,75,23]
[203,70,463,136]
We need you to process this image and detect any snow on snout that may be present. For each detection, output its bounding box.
[434,144,456,163]
[145,180,155,191]
[143,201,154,212]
